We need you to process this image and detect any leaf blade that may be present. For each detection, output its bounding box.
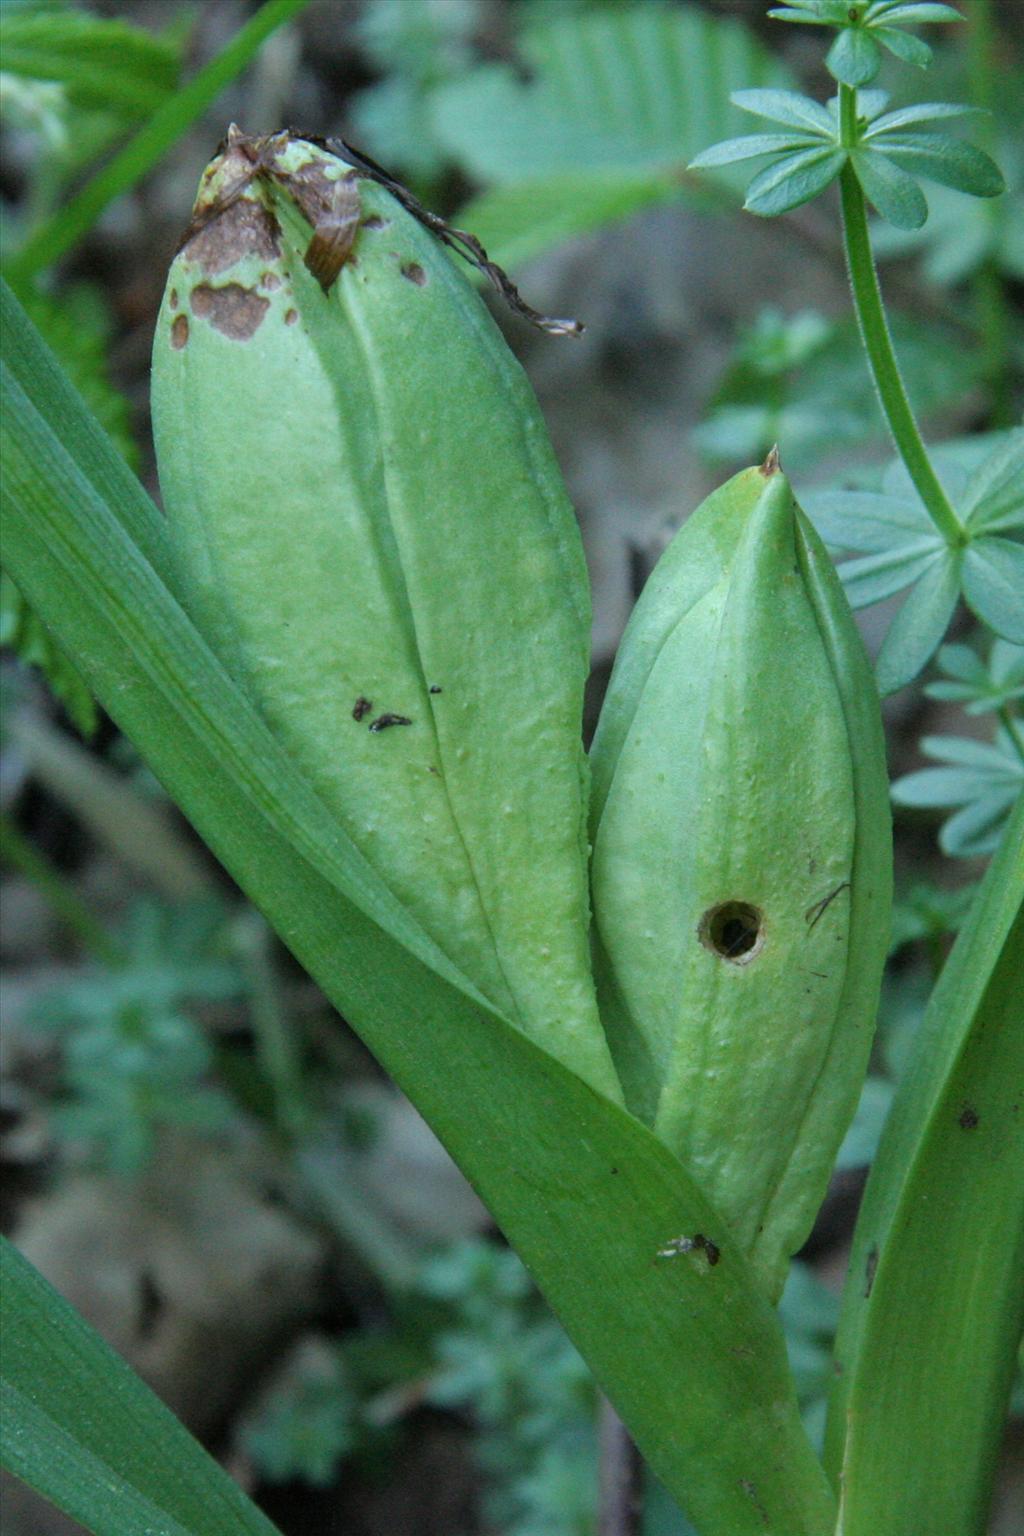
[826,799,1024,1535]
[1,1239,282,1536]
[0,280,836,1536]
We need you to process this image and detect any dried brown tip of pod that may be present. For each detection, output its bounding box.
[760,445,782,476]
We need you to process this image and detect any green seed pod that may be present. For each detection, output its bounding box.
[590,459,891,1296]
[151,130,621,1103]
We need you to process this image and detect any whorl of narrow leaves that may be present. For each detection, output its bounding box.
[690,89,1004,229]
[803,430,1024,695]
[767,1,963,88]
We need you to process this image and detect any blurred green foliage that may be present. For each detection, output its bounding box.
[1,1,1022,1529]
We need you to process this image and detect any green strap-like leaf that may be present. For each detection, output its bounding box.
[826,795,1024,1534]
[0,1238,283,1536]
[0,9,181,118]
[0,282,836,1536]
[7,0,312,282]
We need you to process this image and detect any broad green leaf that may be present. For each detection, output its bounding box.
[826,798,1024,1535]
[826,27,881,88]
[0,283,836,1536]
[732,87,834,137]
[744,145,846,216]
[689,132,819,168]
[837,539,940,607]
[864,102,980,135]
[963,429,1024,535]
[853,88,893,125]
[1,1238,282,1536]
[962,537,1024,643]
[877,134,1005,198]
[852,146,928,229]
[926,639,1024,714]
[431,6,792,184]
[916,733,1023,773]
[8,0,312,281]
[803,491,935,552]
[0,8,180,118]
[939,787,1020,857]
[875,25,933,68]
[891,730,1024,857]
[877,2,963,22]
[874,547,961,695]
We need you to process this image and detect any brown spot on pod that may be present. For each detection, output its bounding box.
[169,289,179,309]
[958,1106,980,1130]
[170,314,189,349]
[190,283,269,341]
[362,214,389,230]
[261,270,282,291]
[401,262,427,286]
[352,696,373,721]
[183,197,281,275]
[285,308,299,326]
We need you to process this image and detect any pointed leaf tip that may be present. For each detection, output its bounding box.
[761,445,782,476]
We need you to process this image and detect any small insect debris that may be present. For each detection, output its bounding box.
[429,684,443,694]
[804,880,851,931]
[657,1232,721,1266]
[369,712,413,732]
[352,696,373,721]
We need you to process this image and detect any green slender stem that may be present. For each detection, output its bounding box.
[968,0,1012,426]
[837,87,964,546]
[0,812,122,964]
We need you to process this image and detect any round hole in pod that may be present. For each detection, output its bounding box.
[699,901,765,963]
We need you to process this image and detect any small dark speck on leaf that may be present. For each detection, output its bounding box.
[170,314,189,349]
[262,270,282,291]
[169,288,179,309]
[864,1243,879,1298]
[958,1106,980,1130]
[285,308,298,326]
[429,684,442,694]
[739,1479,769,1527]
[401,262,427,286]
[352,696,372,722]
[362,214,389,230]
[369,713,413,732]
